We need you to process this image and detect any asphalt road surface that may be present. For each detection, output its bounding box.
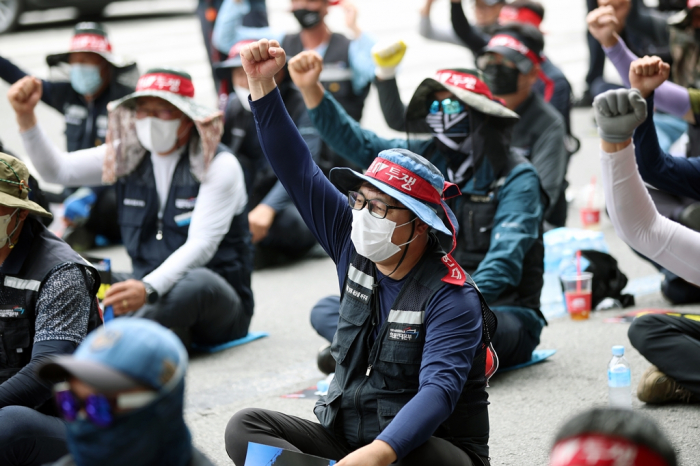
[0,1,698,465]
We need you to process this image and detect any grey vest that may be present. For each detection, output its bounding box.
[315,242,493,462]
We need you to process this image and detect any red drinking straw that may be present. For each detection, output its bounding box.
[576,250,582,293]
[587,176,596,210]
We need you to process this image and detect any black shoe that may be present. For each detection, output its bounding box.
[573,89,593,108]
[679,203,700,232]
[317,345,336,375]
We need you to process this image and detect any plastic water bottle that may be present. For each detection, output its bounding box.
[608,345,632,408]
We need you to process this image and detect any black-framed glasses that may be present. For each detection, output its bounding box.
[429,98,465,115]
[348,190,408,219]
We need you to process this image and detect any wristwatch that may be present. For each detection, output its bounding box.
[143,282,159,305]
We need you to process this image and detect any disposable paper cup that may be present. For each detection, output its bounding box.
[562,272,593,320]
[580,207,600,229]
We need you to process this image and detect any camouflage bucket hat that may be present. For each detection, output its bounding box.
[0,153,51,218]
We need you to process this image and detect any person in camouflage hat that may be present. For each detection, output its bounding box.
[0,153,101,465]
[8,67,254,350]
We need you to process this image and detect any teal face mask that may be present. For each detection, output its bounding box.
[70,64,103,96]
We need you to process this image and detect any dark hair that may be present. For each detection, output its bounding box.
[553,408,677,466]
[509,0,545,20]
[493,22,545,55]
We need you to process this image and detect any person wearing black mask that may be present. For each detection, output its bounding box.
[476,23,569,228]
[214,39,321,268]
[289,51,549,373]
[211,0,376,173]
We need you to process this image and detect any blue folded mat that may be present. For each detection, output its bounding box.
[498,349,556,373]
[191,331,269,353]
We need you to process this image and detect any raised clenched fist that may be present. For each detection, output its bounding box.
[629,56,670,99]
[594,88,647,144]
[587,6,619,48]
[240,39,287,82]
[288,51,324,91]
[8,76,42,116]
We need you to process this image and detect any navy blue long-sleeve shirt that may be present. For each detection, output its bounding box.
[250,88,483,459]
[633,93,700,201]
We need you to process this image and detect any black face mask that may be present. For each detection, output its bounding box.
[482,64,520,96]
[293,9,322,29]
[425,110,470,151]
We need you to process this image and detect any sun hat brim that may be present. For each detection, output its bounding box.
[213,56,243,80]
[406,77,518,122]
[46,50,135,69]
[0,192,52,218]
[37,356,149,393]
[109,90,220,122]
[329,167,452,236]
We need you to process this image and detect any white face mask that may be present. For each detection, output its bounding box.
[234,86,251,112]
[350,208,417,263]
[135,117,181,154]
[0,208,20,249]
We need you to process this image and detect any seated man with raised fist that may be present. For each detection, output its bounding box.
[290,47,548,373]
[225,38,496,466]
[593,57,700,405]
[7,69,254,349]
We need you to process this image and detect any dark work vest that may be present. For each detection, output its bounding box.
[0,217,101,382]
[314,243,493,462]
[115,146,254,316]
[282,32,370,122]
[58,80,133,152]
[449,173,546,319]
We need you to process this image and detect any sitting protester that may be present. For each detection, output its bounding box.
[417,0,573,135]
[212,0,375,173]
[550,408,677,466]
[476,23,569,227]
[376,23,568,227]
[215,39,320,268]
[8,69,254,348]
[0,153,101,466]
[226,38,496,466]
[289,49,548,371]
[0,22,137,250]
[38,318,214,466]
[593,62,700,404]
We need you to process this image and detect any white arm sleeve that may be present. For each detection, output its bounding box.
[142,151,247,295]
[601,144,700,285]
[20,125,104,186]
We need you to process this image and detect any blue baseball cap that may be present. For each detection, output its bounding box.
[38,318,188,394]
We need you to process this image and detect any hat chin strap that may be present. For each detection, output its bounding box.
[4,208,21,249]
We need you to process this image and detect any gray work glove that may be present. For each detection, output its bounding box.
[593,88,648,143]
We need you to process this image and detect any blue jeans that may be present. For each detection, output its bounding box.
[309,297,544,369]
[653,113,688,153]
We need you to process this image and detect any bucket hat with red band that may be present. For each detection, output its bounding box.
[406,68,518,122]
[214,39,257,79]
[103,68,223,184]
[46,22,134,69]
[330,148,469,286]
